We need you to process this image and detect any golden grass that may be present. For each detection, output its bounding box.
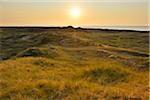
[0,28,149,99]
[0,57,149,99]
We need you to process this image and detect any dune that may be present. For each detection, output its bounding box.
[0,27,149,99]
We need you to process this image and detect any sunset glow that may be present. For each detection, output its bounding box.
[70,7,81,18]
[0,0,148,26]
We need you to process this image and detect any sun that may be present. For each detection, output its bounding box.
[70,7,81,18]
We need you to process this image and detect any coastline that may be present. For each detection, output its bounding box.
[0,26,149,32]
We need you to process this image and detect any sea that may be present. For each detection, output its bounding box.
[78,26,150,31]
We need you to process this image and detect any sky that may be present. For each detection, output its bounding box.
[0,0,149,26]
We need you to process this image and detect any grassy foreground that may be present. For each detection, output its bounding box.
[0,27,149,99]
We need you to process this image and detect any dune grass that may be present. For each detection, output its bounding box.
[0,57,149,99]
[0,27,149,99]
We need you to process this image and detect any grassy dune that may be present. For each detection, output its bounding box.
[0,27,149,99]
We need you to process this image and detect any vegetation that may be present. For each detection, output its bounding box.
[0,27,149,99]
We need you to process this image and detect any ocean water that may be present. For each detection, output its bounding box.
[78,26,150,31]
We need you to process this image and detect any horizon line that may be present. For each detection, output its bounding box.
[0,25,149,32]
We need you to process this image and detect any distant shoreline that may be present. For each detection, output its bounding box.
[0,26,149,33]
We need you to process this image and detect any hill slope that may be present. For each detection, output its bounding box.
[0,27,149,99]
